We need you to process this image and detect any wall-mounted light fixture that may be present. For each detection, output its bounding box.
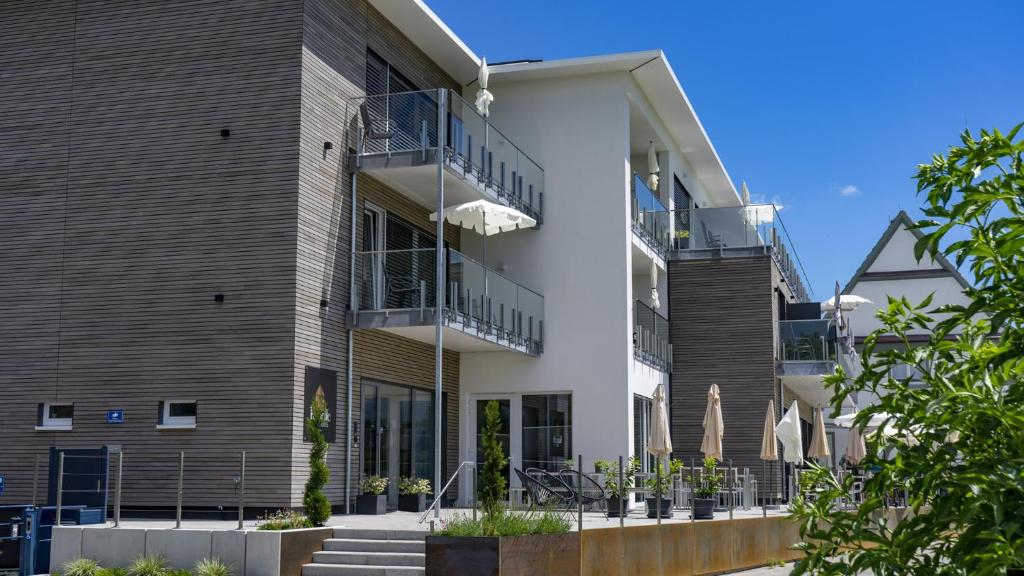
[323,141,333,151]
[214,294,225,303]
[320,299,329,308]
[220,129,230,138]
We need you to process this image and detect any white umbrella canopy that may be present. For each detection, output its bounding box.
[845,425,867,465]
[701,384,724,461]
[430,200,536,236]
[475,58,493,117]
[775,401,803,464]
[646,141,660,191]
[761,399,779,461]
[650,262,661,310]
[647,384,673,458]
[821,294,872,312]
[808,405,831,460]
[832,411,893,429]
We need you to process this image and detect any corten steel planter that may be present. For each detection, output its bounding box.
[426,533,580,576]
[645,497,673,519]
[355,494,387,515]
[692,497,715,520]
[398,493,427,513]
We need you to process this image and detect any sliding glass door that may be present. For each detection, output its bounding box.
[362,382,436,508]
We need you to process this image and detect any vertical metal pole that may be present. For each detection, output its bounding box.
[114,451,123,527]
[762,460,767,517]
[656,457,662,525]
[345,170,359,515]
[55,453,64,526]
[472,465,477,522]
[689,458,695,523]
[618,456,624,529]
[175,451,184,529]
[728,459,734,520]
[577,454,583,533]
[32,455,39,506]
[433,88,446,519]
[237,451,246,530]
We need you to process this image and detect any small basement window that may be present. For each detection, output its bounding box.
[36,402,74,431]
[158,400,197,429]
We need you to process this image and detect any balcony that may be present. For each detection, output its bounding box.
[776,318,840,406]
[349,248,543,356]
[671,205,810,302]
[634,300,671,371]
[631,174,670,258]
[348,89,544,222]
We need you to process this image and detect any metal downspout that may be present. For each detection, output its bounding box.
[434,88,447,517]
[345,170,358,515]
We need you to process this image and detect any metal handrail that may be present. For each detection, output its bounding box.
[419,460,476,523]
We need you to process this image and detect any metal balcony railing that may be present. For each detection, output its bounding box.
[354,248,544,354]
[672,205,811,302]
[348,89,544,221]
[634,300,672,371]
[631,174,671,256]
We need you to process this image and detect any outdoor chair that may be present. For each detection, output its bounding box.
[515,468,577,514]
[701,220,723,248]
[359,102,394,154]
[558,469,607,510]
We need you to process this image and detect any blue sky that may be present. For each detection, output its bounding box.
[426,0,1023,299]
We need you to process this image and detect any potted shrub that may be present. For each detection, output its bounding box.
[595,457,640,517]
[357,475,388,515]
[644,458,682,519]
[689,456,723,520]
[398,476,431,513]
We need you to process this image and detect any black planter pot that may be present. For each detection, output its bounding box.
[398,493,427,513]
[606,496,629,517]
[645,497,673,519]
[356,494,387,515]
[692,497,715,520]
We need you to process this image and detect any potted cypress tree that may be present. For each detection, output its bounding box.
[304,395,331,526]
[690,457,722,520]
[398,476,431,513]
[645,458,682,519]
[595,457,639,517]
[357,475,388,515]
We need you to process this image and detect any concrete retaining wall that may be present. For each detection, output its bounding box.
[50,527,331,576]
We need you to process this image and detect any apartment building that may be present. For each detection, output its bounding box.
[0,0,835,513]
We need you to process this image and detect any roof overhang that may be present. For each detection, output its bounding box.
[367,0,480,83]
[489,51,739,204]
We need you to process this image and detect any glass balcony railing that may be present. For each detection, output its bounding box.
[634,300,671,371]
[354,248,543,354]
[349,89,544,221]
[672,205,811,302]
[631,174,670,255]
[777,319,838,363]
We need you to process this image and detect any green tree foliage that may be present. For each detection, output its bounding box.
[478,400,508,517]
[791,124,1024,575]
[304,395,331,526]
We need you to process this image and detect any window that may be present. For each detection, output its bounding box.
[36,402,74,430]
[521,394,572,472]
[158,400,197,428]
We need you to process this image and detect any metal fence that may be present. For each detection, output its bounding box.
[631,174,671,255]
[634,300,672,371]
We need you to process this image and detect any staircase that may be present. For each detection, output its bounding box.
[302,528,426,576]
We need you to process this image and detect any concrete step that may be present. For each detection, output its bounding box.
[302,564,424,576]
[330,528,427,541]
[313,551,424,567]
[323,538,425,553]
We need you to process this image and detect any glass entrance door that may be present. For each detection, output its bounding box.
[362,382,436,508]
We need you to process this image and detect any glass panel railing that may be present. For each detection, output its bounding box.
[354,248,543,353]
[673,205,812,302]
[631,175,670,255]
[634,300,671,371]
[446,92,544,221]
[778,319,837,362]
[351,90,440,156]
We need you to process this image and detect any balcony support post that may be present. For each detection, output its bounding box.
[344,170,359,515]
[433,88,447,518]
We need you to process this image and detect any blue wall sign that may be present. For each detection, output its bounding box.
[0,474,5,495]
[106,410,125,424]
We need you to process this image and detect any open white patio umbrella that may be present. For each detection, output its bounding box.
[821,294,872,312]
[701,384,724,461]
[808,405,831,462]
[775,401,803,464]
[833,411,893,429]
[646,141,660,192]
[845,425,867,465]
[647,383,673,522]
[430,199,536,236]
[475,58,493,118]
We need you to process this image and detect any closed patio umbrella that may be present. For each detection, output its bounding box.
[845,425,867,465]
[701,384,724,461]
[650,262,660,310]
[761,399,779,512]
[646,141,660,192]
[647,383,673,522]
[775,401,803,464]
[475,58,493,118]
[808,405,831,462]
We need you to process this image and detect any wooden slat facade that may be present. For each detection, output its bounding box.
[1,0,467,512]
